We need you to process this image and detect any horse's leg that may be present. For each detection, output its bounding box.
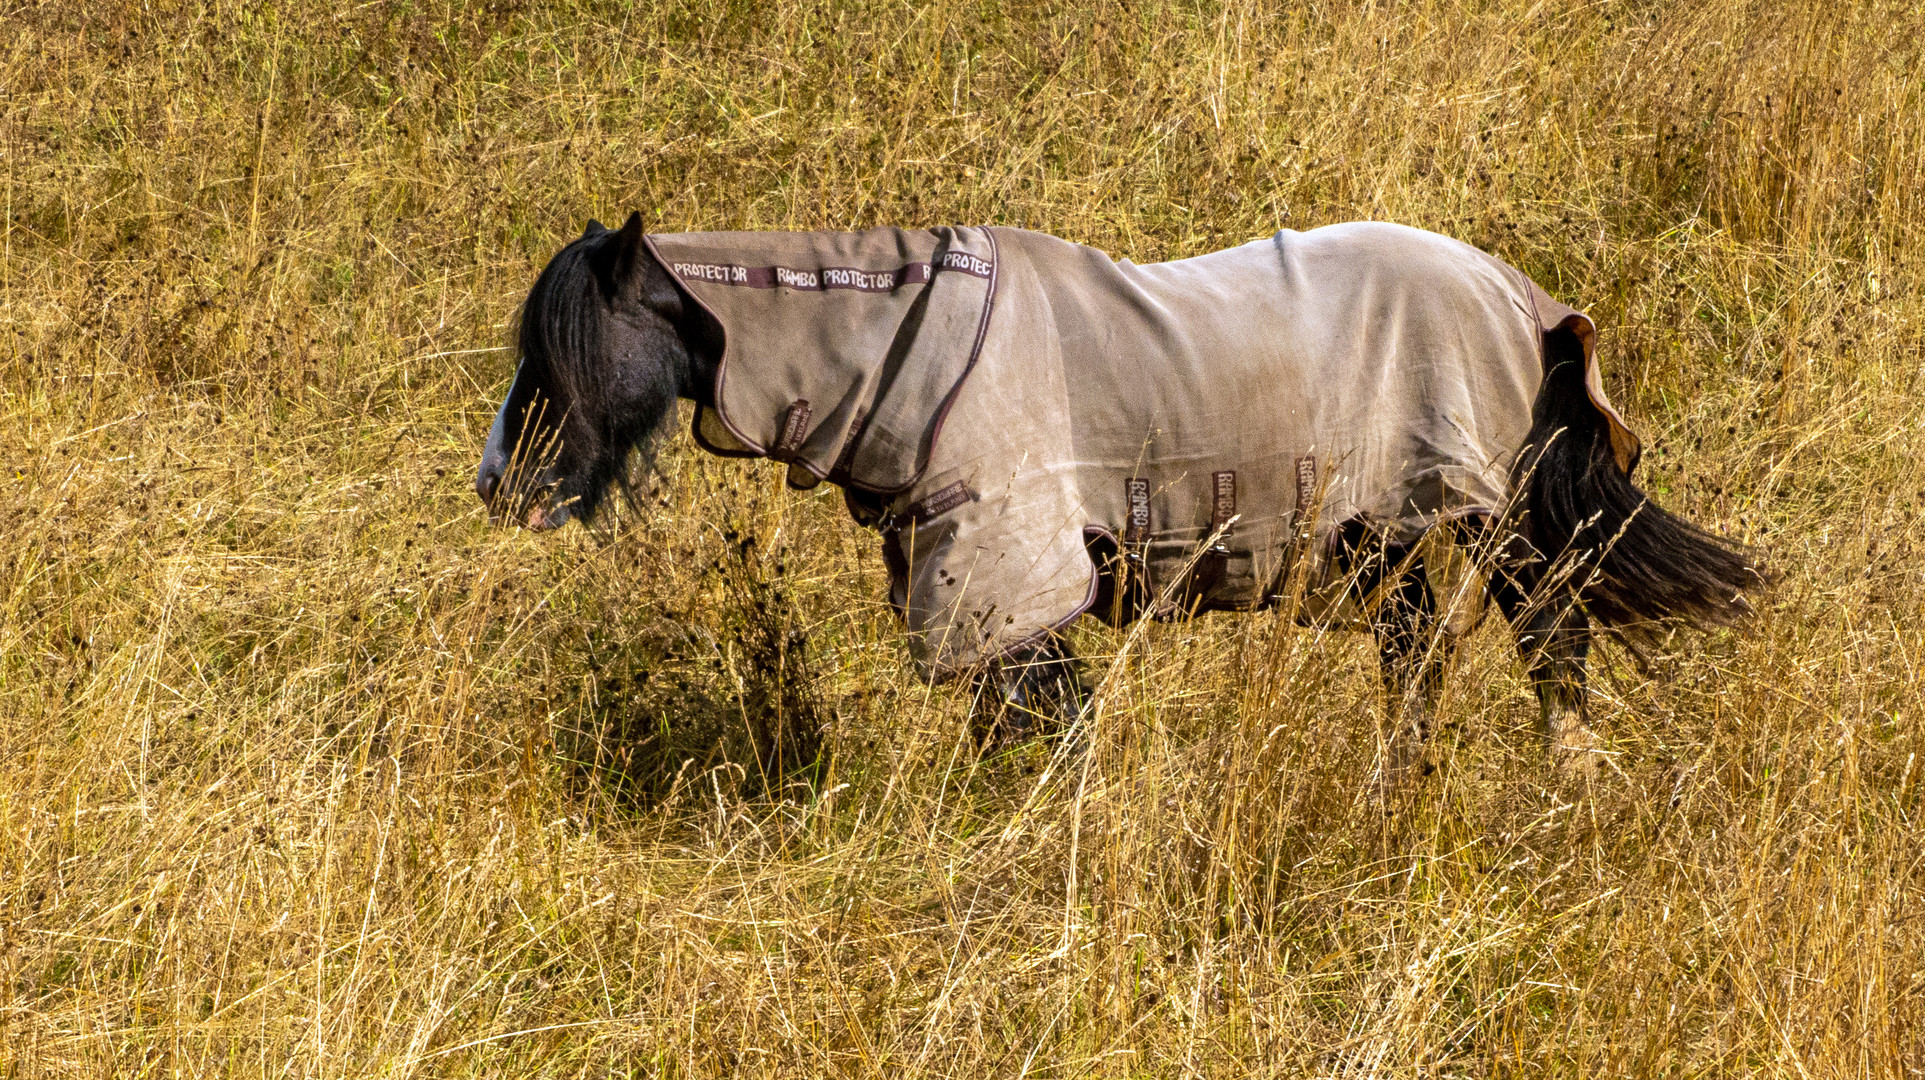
[1339,523,1452,787]
[1481,528,1600,782]
[969,634,1088,748]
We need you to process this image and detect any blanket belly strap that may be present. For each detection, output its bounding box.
[771,400,820,489]
[903,481,973,526]
[1293,455,1318,538]
[1177,470,1237,611]
[1211,470,1237,531]
[769,400,811,461]
[1124,477,1151,544]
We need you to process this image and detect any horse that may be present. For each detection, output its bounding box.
[475,212,1763,782]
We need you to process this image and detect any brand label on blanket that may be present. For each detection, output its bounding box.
[1211,471,1236,530]
[772,400,812,458]
[668,251,994,293]
[1293,455,1318,538]
[1124,478,1151,544]
[906,481,973,525]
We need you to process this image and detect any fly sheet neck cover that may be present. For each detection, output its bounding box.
[645,222,1639,679]
[643,226,999,494]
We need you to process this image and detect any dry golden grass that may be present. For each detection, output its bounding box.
[3,0,1923,1074]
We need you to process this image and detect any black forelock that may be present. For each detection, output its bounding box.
[517,232,607,440]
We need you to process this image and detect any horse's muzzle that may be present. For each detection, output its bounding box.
[476,461,568,531]
[475,458,504,505]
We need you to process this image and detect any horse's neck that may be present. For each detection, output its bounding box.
[640,261,722,405]
[666,299,722,406]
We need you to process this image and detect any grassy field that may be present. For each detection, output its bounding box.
[4,0,1924,1074]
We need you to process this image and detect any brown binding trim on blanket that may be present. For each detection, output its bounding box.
[688,405,763,460]
[1559,311,1641,473]
[887,228,1000,496]
[830,408,868,477]
[1516,268,1640,473]
[660,251,992,292]
[920,527,1105,685]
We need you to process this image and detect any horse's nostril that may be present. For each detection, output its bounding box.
[476,465,501,504]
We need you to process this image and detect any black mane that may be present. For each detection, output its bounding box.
[511,224,695,522]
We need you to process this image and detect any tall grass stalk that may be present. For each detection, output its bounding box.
[3,0,1922,1074]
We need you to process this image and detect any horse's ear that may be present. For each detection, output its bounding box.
[614,211,645,257]
[582,219,609,239]
[587,212,647,301]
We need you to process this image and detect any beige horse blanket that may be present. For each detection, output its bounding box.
[644,223,1638,678]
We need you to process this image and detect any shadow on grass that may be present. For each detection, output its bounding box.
[554,525,828,810]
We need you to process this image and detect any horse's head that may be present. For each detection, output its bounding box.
[476,213,701,529]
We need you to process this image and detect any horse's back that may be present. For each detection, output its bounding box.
[996,223,1545,539]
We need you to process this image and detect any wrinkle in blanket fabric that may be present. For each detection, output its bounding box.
[647,221,1638,679]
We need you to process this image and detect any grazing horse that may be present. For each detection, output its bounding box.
[476,213,1761,780]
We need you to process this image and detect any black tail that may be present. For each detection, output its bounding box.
[1512,327,1764,631]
